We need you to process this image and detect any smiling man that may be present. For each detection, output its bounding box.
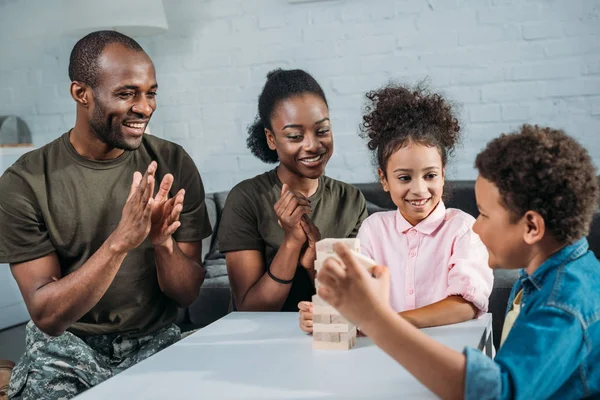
[0,31,212,400]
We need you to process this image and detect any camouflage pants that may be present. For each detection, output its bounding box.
[8,321,180,400]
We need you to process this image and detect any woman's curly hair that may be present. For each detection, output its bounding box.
[360,82,460,174]
[475,124,600,244]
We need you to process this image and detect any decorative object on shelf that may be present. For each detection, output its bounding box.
[0,116,32,148]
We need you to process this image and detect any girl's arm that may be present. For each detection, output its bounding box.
[399,295,477,328]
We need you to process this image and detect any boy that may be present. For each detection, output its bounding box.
[317,125,600,399]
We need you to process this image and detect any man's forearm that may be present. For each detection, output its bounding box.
[154,238,204,307]
[31,236,127,336]
[400,295,478,328]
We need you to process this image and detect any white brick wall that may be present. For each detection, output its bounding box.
[1,0,599,192]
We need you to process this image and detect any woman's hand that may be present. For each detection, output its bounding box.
[299,215,321,270]
[274,184,311,245]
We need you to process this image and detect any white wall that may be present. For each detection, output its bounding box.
[1,0,599,192]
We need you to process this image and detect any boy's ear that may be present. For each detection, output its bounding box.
[265,128,277,151]
[522,210,546,245]
[377,168,389,192]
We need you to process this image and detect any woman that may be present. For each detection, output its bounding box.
[218,68,367,312]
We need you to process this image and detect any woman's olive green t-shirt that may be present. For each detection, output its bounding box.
[218,168,367,311]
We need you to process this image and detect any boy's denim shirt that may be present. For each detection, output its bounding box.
[463,238,600,399]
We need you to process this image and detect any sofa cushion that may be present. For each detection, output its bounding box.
[204,191,230,261]
[188,274,231,327]
[205,258,228,279]
[201,195,218,262]
[353,182,396,211]
[444,181,479,219]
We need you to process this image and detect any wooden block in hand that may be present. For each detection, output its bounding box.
[316,238,360,254]
[315,248,376,270]
[312,294,328,306]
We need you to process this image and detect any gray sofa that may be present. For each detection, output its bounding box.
[181,180,600,351]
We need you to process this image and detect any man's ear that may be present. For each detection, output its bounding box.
[377,168,389,192]
[70,81,90,107]
[522,210,546,245]
[265,128,277,151]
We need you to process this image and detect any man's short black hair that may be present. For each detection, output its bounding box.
[68,30,144,89]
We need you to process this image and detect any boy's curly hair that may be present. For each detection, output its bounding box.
[475,124,599,244]
[359,82,460,174]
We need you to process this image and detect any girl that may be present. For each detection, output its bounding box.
[299,83,493,331]
[218,69,367,312]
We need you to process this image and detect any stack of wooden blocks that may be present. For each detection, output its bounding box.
[312,238,375,350]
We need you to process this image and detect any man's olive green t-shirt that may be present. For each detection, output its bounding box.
[0,132,212,337]
[218,168,367,311]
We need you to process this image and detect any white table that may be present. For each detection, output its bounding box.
[76,312,492,400]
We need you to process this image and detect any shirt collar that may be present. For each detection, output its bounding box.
[395,200,447,235]
[520,237,589,290]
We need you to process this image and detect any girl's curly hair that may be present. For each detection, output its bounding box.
[360,82,460,174]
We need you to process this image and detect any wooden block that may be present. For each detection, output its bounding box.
[315,250,376,270]
[313,314,331,324]
[315,251,335,265]
[331,314,349,324]
[313,323,353,333]
[313,338,353,350]
[340,327,357,341]
[312,305,338,315]
[313,332,340,342]
[316,238,360,253]
[314,259,324,270]
[312,294,328,306]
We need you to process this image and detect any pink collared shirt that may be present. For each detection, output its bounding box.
[357,201,493,315]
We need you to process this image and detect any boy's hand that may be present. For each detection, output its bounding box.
[298,301,314,333]
[317,243,391,328]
